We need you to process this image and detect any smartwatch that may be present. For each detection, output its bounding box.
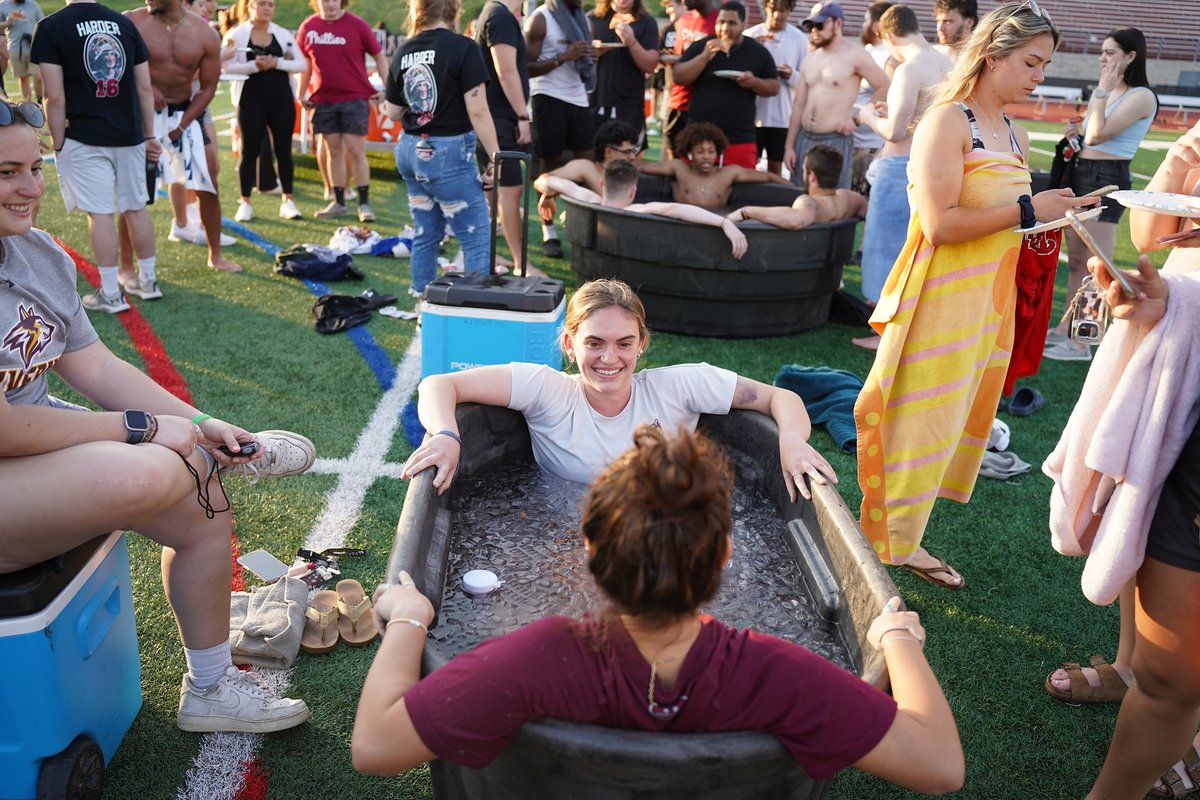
[123,409,153,444]
[1017,194,1036,230]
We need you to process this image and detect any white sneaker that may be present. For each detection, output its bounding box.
[279,198,302,220]
[235,201,253,222]
[81,290,131,314]
[218,230,237,247]
[220,430,315,484]
[1043,340,1093,362]
[168,220,204,245]
[119,274,164,300]
[357,203,375,223]
[177,666,310,734]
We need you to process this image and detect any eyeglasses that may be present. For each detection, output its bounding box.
[0,101,46,129]
[609,145,641,158]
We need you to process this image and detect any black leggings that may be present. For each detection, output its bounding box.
[237,76,296,197]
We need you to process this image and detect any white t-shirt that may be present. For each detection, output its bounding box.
[528,6,590,108]
[508,362,738,484]
[744,23,807,130]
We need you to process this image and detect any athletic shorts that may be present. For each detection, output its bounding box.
[722,141,757,169]
[531,94,594,161]
[756,126,787,163]
[56,139,149,214]
[311,99,370,136]
[479,115,527,188]
[1070,158,1132,224]
[1145,422,1200,573]
[9,35,34,78]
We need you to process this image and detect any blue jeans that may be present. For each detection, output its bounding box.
[860,155,911,303]
[395,131,491,293]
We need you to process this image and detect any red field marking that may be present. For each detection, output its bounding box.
[53,236,194,404]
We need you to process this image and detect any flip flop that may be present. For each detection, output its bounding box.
[1151,743,1200,797]
[335,579,379,647]
[1007,386,1045,417]
[896,554,966,590]
[300,590,340,655]
[1043,655,1129,704]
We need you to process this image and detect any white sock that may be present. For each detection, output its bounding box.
[542,223,557,241]
[184,641,232,691]
[137,257,157,283]
[98,266,120,297]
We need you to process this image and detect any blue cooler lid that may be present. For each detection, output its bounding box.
[0,534,108,619]
[424,274,564,313]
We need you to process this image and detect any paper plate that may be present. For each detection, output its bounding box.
[1111,190,1200,218]
[596,41,626,48]
[660,54,680,63]
[1013,204,1103,235]
[713,69,744,78]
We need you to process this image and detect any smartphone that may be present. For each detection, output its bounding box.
[237,549,289,582]
[1065,209,1137,296]
[1080,184,1120,199]
[218,441,260,458]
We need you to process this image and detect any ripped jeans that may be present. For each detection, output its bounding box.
[395,130,491,293]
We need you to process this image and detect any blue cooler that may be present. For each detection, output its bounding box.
[421,274,566,378]
[0,532,142,800]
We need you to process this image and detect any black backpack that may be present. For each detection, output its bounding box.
[274,244,363,281]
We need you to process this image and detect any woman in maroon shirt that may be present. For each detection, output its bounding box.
[352,425,964,793]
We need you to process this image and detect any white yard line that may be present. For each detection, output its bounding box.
[177,333,422,800]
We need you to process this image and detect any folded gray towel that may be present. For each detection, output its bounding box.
[979,450,1032,481]
[229,576,307,669]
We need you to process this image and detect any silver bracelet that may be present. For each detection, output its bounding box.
[875,624,925,647]
[385,617,429,634]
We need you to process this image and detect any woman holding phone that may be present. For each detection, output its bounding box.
[1044,27,1157,362]
[223,0,307,222]
[853,2,1098,590]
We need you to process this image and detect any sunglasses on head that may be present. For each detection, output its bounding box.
[0,101,46,129]
[1008,0,1051,22]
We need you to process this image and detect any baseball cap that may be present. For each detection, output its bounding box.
[800,0,844,31]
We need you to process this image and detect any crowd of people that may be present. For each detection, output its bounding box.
[2,0,1198,796]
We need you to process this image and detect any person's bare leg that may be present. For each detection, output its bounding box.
[117,213,137,284]
[1087,559,1200,800]
[347,133,368,189]
[198,191,240,272]
[1048,579,1136,693]
[498,184,524,275]
[169,183,190,228]
[767,159,783,176]
[317,135,331,199]
[87,211,119,267]
[324,133,347,195]
[0,443,232,648]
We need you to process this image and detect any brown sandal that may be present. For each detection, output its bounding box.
[300,590,340,655]
[896,554,966,590]
[1151,743,1200,797]
[335,579,379,647]
[1043,655,1129,704]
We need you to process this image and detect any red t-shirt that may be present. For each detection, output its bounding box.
[296,11,381,104]
[404,615,897,779]
[668,9,717,112]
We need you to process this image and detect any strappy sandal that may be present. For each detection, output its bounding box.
[1151,743,1200,797]
[335,579,380,647]
[1043,655,1129,704]
[300,590,340,655]
[896,554,966,590]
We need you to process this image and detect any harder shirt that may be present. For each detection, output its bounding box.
[0,232,99,407]
[405,615,898,778]
[386,28,488,136]
[507,362,737,484]
[30,3,150,146]
[296,12,381,104]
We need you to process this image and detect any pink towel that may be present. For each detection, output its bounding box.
[1043,250,1200,605]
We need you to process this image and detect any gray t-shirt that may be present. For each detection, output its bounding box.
[0,230,98,407]
[0,0,44,50]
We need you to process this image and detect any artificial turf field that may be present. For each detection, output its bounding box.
[28,98,1181,799]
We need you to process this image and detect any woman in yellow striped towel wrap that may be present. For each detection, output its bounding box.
[854,1,1100,589]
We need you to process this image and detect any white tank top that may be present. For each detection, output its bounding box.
[529,6,590,108]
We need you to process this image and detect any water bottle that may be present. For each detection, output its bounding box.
[1063,133,1083,160]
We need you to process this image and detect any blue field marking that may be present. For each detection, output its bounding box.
[222,219,399,391]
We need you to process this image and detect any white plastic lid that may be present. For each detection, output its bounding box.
[463,569,500,595]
